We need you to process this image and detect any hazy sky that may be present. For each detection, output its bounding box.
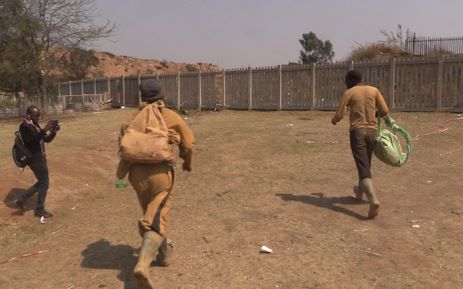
[94,0,463,68]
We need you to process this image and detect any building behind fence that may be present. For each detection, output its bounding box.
[1,56,463,118]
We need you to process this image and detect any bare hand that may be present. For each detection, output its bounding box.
[43,121,55,131]
[51,124,60,132]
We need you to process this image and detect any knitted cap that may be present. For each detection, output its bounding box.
[139,79,163,102]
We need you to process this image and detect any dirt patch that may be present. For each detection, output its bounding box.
[91,51,219,77]
[0,109,462,289]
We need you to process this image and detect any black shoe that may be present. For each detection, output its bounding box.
[15,199,25,210]
[34,209,54,218]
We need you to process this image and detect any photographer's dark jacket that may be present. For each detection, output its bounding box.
[19,120,56,163]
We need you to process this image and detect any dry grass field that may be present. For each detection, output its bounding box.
[0,108,462,289]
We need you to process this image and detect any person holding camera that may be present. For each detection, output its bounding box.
[14,105,60,218]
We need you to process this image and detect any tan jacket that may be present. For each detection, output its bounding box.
[332,85,389,131]
[160,105,195,166]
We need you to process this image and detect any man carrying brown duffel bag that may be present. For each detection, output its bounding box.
[117,79,195,289]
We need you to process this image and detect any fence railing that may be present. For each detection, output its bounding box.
[0,93,109,119]
[405,35,463,55]
[57,56,463,113]
[2,56,463,119]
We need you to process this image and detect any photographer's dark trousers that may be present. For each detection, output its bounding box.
[350,128,377,180]
[18,160,49,210]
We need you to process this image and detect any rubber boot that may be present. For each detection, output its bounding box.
[133,231,163,289]
[353,180,364,201]
[156,238,173,267]
[360,178,380,219]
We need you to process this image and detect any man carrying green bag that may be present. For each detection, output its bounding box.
[332,70,389,219]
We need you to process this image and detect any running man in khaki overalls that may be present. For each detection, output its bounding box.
[117,79,195,289]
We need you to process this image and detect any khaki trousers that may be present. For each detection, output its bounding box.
[129,162,174,237]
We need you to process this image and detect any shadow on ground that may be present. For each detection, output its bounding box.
[276,192,369,220]
[81,239,138,289]
[3,188,37,215]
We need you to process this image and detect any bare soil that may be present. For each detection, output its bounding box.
[0,109,462,289]
[91,51,219,77]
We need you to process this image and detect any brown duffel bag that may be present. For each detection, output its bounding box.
[119,102,174,164]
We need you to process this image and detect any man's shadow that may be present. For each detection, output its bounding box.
[3,188,37,215]
[81,239,138,289]
[276,192,369,220]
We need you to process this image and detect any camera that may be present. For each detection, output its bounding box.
[50,120,60,131]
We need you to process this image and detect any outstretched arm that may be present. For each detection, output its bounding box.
[20,120,54,144]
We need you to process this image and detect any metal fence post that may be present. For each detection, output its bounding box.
[68,81,72,110]
[58,82,66,111]
[198,70,202,111]
[389,58,396,111]
[81,79,84,112]
[311,63,316,110]
[177,72,181,111]
[248,67,253,110]
[18,96,22,118]
[56,83,61,111]
[278,65,282,110]
[222,70,226,106]
[137,74,141,104]
[436,59,444,111]
[122,75,126,106]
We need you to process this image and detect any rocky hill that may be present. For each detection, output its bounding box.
[87,51,220,78]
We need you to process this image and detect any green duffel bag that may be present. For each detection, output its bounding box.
[374,115,413,167]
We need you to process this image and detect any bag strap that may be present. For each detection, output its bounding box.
[15,130,25,145]
[376,115,382,139]
[14,131,27,172]
[395,124,413,166]
[150,102,169,132]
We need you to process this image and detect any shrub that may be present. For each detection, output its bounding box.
[346,43,410,62]
[185,64,198,72]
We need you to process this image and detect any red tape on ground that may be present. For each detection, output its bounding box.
[412,116,463,141]
[302,116,463,145]
[0,250,48,265]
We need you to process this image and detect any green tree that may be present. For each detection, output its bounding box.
[0,0,38,94]
[0,0,116,111]
[299,32,335,65]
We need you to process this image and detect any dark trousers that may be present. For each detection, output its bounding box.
[350,128,377,180]
[18,160,49,210]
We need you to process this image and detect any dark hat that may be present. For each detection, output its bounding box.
[139,79,163,102]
